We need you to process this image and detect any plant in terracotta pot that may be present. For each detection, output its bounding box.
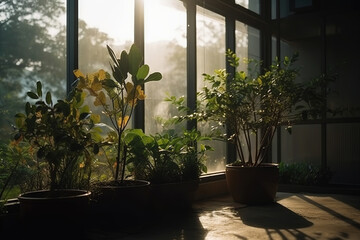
[169,50,327,204]
[73,43,162,218]
[13,81,101,230]
[125,128,212,211]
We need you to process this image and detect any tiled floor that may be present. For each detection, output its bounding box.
[84,192,360,240]
[2,192,360,240]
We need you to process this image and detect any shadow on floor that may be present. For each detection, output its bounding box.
[233,202,313,229]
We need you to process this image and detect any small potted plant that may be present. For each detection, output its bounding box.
[73,43,162,217]
[13,81,101,229]
[125,128,212,211]
[169,50,327,204]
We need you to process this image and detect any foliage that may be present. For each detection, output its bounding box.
[279,162,332,185]
[168,50,329,167]
[13,81,101,191]
[74,44,162,183]
[125,129,212,184]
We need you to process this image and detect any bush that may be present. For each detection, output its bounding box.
[279,162,332,186]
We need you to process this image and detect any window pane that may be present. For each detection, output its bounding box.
[0,0,66,144]
[235,22,260,72]
[79,0,134,74]
[197,6,226,173]
[144,0,187,134]
[78,0,134,130]
[235,0,260,14]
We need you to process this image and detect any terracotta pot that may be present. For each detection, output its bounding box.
[90,179,151,218]
[150,180,199,212]
[18,189,91,229]
[226,163,279,204]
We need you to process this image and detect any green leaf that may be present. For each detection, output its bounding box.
[36,81,42,97]
[107,45,118,68]
[27,92,38,99]
[45,91,52,105]
[119,50,129,79]
[144,72,162,83]
[102,79,118,88]
[136,64,149,80]
[128,44,142,75]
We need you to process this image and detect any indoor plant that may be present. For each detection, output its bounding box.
[73,43,162,217]
[169,50,326,204]
[13,81,101,228]
[125,128,212,210]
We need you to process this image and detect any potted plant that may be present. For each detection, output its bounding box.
[125,128,212,211]
[13,81,101,229]
[169,50,326,204]
[73,43,162,218]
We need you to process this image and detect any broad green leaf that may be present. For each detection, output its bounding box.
[136,64,149,80]
[119,50,129,79]
[144,72,162,83]
[128,44,142,75]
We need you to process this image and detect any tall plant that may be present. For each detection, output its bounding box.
[169,50,327,166]
[74,44,162,183]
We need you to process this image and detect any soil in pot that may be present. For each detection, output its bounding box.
[226,163,279,205]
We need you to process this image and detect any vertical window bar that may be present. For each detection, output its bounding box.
[225,16,236,164]
[66,0,78,94]
[185,0,197,131]
[134,0,145,131]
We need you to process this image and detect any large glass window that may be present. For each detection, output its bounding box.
[235,0,260,14]
[235,22,260,71]
[78,0,134,74]
[0,0,66,145]
[197,6,226,172]
[144,0,187,134]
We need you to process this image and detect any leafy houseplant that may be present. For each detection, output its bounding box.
[125,128,210,183]
[13,81,101,228]
[170,50,326,204]
[73,44,162,217]
[74,44,162,185]
[125,128,212,210]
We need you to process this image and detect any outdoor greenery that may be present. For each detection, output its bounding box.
[279,162,332,186]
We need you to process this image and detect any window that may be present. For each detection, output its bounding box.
[235,22,260,71]
[0,0,66,145]
[197,6,227,172]
[235,0,260,14]
[78,0,134,74]
[144,0,187,135]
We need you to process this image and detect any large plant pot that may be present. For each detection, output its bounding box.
[226,163,279,205]
[90,179,151,220]
[150,180,199,212]
[18,189,91,231]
